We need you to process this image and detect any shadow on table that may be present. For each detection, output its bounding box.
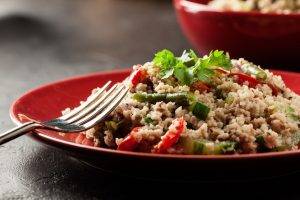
[0,14,58,44]
[20,146,299,199]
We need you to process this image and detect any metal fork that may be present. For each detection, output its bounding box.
[0,80,129,145]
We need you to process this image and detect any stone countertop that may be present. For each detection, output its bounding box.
[0,0,299,199]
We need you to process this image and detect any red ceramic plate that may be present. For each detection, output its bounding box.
[10,69,300,181]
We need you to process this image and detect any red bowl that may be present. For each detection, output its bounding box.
[173,0,300,67]
[9,69,300,181]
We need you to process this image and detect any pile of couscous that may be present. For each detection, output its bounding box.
[63,49,300,155]
[208,0,300,13]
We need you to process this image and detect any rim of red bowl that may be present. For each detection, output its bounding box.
[9,68,300,160]
[174,0,300,17]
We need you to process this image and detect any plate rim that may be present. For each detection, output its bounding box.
[9,68,300,161]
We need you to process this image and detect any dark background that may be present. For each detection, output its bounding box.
[0,0,299,199]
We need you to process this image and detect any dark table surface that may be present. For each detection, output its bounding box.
[0,0,300,199]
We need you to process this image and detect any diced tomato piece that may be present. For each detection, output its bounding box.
[117,127,140,151]
[191,81,210,92]
[152,117,186,153]
[230,72,280,95]
[131,67,148,87]
[230,72,260,88]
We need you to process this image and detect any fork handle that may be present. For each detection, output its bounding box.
[0,122,41,145]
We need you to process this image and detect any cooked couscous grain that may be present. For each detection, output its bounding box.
[62,49,300,155]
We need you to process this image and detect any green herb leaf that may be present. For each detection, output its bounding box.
[153,49,177,79]
[194,50,232,83]
[201,50,232,70]
[161,68,174,79]
[196,67,215,83]
[179,50,198,67]
[173,61,193,85]
[153,49,232,85]
[188,49,198,62]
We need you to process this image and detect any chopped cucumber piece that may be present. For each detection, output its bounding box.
[144,117,154,124]
[256,134,293,152]
[105,121,118,131]
[286,106,300,121]
[180,137,236,155]
[190,102,210,120]
[240,64,267,80]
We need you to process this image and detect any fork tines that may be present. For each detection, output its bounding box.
[59,80,129,130]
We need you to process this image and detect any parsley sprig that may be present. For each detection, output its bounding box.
[153,49,232,85]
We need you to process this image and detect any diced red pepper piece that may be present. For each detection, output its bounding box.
[75,133,94,146]
[230,72,260,88]
[117,127,140,151]
[191,81,210,92]
[230,72,280,95]
[131,67,148,87]
[152,117,186,153]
